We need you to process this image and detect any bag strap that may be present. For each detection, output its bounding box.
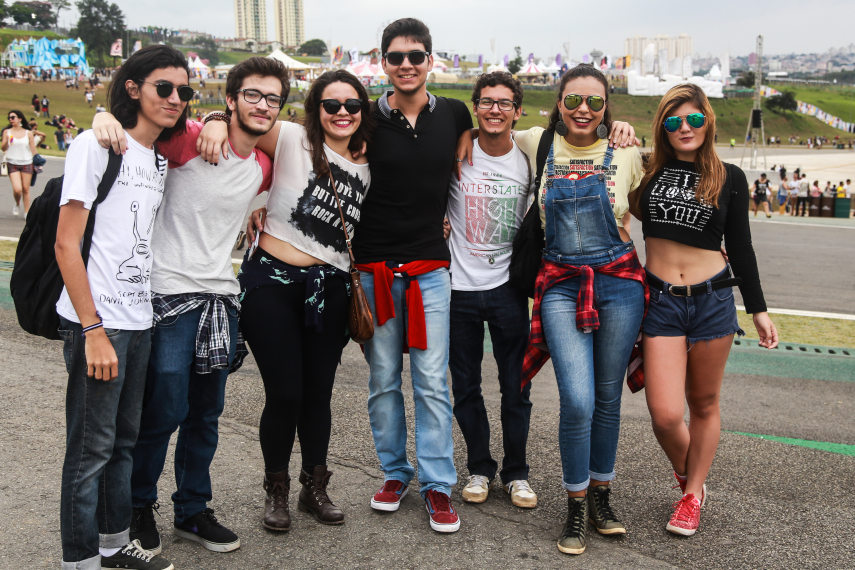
[533,128,553,201]
[321,153,358,272]
[81,149,122,267]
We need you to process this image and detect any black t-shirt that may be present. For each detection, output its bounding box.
[639,159,767,313]
[352,92,472,263]
[754,179,769,197]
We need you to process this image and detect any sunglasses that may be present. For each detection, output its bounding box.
[384,50,430,66]
[237,88,284,109]
[8,116,18,121]
[663,113,706,133]
[320,98,362,115]
[476,98,517,111]
[563,94,605,112]
[140,80,195,102]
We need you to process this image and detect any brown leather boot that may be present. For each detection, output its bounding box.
[262,470,291,531]
[297,465,344,525]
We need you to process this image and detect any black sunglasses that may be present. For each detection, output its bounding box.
[140,80,195,102]
[320,98,362,115]
[237,88,284,109]
[383,50,430,66]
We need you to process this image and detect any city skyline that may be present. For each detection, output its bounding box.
[233,0,266,42]
[273,0,304,48]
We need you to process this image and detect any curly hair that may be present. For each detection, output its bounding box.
[302,70,375,177]
[471,71,524,127]
[546,64,612,135]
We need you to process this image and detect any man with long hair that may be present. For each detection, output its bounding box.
[351,18,472,533]
[92,56,286,556]
[54,44,189,570]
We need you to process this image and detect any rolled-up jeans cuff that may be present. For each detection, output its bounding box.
[562,478,590,492]
[99,528,129,549]
[62,554,102,570]
[589,470,616,483]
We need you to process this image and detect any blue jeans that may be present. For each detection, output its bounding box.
[540,273,645,492]
[131,304,238,523]
[449,282,532,485]
[59,318,151,570]
[361,268,456,498]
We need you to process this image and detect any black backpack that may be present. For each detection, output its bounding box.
[508,129,552,298]
[11,150,122,340]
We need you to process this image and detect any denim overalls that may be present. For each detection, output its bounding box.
[539,140,646,492]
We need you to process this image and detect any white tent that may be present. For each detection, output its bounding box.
[543,60,561,73]
[486,63,508,73]
[189,56,209,79]
[268,49,310,70]
[518,60,545,75]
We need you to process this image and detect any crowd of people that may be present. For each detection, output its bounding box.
[750,165,852,217]
[5,19,783,570]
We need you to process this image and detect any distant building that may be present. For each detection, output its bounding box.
[234,0,267,42]
[274,0,304,49]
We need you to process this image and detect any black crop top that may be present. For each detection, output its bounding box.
[639,159,767,313]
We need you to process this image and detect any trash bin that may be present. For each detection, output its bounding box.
[808,196,822,217]
[835,197,851,218]
[820,196,835,217]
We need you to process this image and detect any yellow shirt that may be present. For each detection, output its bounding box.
[837,186,846,198]
[515,127,644,228]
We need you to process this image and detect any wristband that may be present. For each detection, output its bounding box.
[203,111,231,126]
[82,311,103,337]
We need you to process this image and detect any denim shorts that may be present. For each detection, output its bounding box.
[642,266,745,344]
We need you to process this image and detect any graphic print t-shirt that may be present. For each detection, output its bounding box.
[447,139,534,291]
[754,179,769,197]
[263,122,370,272]
[56,131,166,329]
[642,160,716,237]
[515,127,643,229]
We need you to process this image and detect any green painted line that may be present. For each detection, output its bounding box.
[728,431,855,457]
[724,347,855,382]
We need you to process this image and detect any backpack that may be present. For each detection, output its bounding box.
[11,150,122,340]
[508,129,552,298]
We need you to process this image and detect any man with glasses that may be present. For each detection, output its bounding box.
[446,72,538,510]
[352,18,472,533]
[92,57,287,556]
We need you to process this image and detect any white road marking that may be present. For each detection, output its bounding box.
[748,219,855,230]
[737,305,855,321]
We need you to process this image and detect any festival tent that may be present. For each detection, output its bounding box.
[268,49,311,71]
[432,59,448,72]
[486,63,508,73]
[518,60,545,75]
[2,37,91,75]
[543,59,561,73]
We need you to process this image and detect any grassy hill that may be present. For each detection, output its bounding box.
[428,88,851,141]
[0,29,69,50]
[767,82,855,123]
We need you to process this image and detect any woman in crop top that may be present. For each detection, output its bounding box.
[1,109,36,216]
[200,70,373,530]
[629,83,777,537]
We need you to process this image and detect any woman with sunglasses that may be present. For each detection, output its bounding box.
[629,83,777,537]
[198,70,373,531]
[460,64,645,555]
[1,110,37,217]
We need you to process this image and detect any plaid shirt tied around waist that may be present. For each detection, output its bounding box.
[521,250,649,393]
[152,293,247,375]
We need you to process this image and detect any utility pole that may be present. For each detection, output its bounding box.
[741,35,767,170]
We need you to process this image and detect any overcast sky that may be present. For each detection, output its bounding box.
[58,0,855,60]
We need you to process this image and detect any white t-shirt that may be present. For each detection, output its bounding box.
[447,139,534,291]
[264,121,370,272]
[56,131,166,330]
[798,179,810,198]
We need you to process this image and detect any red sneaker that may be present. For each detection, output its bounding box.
[370,480,408,512]
[666,493,701,536]
[424,490,460,533]
[672,473,707,508]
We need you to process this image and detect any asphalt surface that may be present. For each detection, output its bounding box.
[1,153,854,570]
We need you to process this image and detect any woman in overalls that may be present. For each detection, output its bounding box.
[514,64,647,556]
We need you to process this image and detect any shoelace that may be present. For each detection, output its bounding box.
[591,487,618,522]
[267,480,289,507]
[467,475,490,490]
[121,540,154,562]
[510,480,533,494]
[199,508,224,529]
[131,502,159,532]
[562,500,586,537]
[311,472,334,504]
[428,491,452,513]
[671,495,700,526]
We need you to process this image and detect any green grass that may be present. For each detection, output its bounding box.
[737,310,855,349]
[429,88,849,141]
[0,29,68,50]
[0,241,17,260]
[767,82,855,124]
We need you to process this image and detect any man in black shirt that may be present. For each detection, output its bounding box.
[751,173,772,218]
[352,18,471,534]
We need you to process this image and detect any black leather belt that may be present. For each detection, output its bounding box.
[647,271,742,298]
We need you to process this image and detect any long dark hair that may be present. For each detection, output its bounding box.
[7,110,30,130]
[107,44,190,142]
[302,70,375,176]
[546,64,612,135]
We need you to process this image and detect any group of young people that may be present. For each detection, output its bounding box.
[51,18,778,570]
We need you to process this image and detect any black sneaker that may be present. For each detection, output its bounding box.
[173,508,241,552]
[101,540,174,569]
[130,503,162,555]
[587,485,626,535]
[557,497,588,555]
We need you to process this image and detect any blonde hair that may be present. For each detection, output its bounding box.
[640,84,727,207]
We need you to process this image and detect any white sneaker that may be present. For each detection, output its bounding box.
[12,205,19,216]
[461,475,490,503]
[505,480,538,508]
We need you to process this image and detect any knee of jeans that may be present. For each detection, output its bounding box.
[558,388,594,420]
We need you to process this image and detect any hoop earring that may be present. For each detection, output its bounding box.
[596,122,608,139]
[555,120,568,136]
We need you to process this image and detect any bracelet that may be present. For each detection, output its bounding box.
[82,311,103,337]
[203,111,231,126]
